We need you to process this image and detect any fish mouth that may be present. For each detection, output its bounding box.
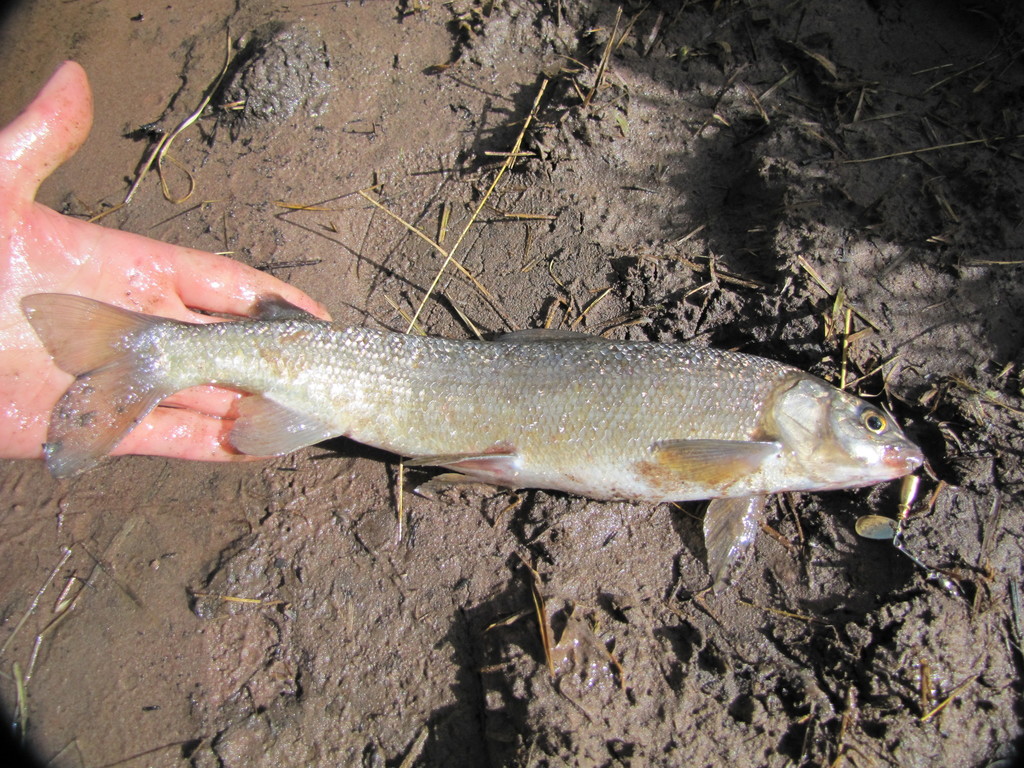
[883,442,924,475]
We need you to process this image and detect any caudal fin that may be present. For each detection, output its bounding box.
[21,294,178,478]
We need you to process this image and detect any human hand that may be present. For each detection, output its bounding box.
[0,61,330,464]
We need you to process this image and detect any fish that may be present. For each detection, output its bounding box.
[21,293,923,588]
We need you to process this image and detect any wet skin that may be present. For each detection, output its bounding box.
[0,61,329,463]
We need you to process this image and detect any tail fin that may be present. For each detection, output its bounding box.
[21,294,178,478]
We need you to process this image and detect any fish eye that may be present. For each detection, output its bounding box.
[861,410,887,433]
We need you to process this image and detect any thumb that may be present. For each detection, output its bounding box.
[0,61,93,203]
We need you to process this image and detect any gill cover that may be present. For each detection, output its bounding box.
[769,376,832,462]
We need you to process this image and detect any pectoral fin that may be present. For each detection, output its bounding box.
[229,396,341,455]
[651,439,779,487]
[703,495,766,592]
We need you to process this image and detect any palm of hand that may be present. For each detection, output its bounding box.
[0,62,328,464]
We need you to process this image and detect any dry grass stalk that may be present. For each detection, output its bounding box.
[398,726,429,768]
[844,133,1024,164]
[950,376,1024,416]
[444,296,485,340]
[362,79,549,333]
[396,460,406,543]
[570,287,613,329]
[357,190,496,306]
[796,255,880,331]
[0,547,72,657]
[738,598,825,625]
[919,674,978,723]
[582,7,623,109]
[518,554,555,676]
[189,592,288,606]
[125,33,233,204]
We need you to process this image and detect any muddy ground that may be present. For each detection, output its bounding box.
[1,0,1023,766]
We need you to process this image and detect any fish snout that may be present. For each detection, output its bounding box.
[883,441,924,476]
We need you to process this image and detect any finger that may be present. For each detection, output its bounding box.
[0,61,92,203]
[112,406,266,463]
[160,385,245,419]
[0,358,69,460]
[165,248,332,320]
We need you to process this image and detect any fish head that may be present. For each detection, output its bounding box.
[768,375,923,490]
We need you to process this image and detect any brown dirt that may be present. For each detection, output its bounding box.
[1,1,1023,766]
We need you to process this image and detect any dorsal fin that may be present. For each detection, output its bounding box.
[494,329,602,343]
[251,295,319,321]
